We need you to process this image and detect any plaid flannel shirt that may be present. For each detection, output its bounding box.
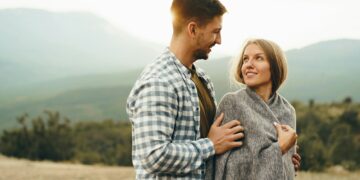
[126,48,217,179]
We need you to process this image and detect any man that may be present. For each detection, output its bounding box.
[127,0,244,179]
[127,0,300,179]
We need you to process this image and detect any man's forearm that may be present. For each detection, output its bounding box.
[138,138,215,174]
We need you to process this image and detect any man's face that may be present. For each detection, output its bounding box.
[193,16,222,60]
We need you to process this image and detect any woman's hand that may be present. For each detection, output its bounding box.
[273,122,297,155]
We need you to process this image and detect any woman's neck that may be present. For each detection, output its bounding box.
[253,84,272,102]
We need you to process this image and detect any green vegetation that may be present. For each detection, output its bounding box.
[0,110,131,166]
[1,98,359,170]
[0,85,132,131]
[294,98,360,171]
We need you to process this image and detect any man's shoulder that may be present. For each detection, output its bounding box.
[139,51,181,83]
[129,52,184,97]
[127,72,177,109]
[131,71,174,94]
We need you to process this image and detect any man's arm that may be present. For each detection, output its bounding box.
[129,78,243,174]
[130,78,215,174]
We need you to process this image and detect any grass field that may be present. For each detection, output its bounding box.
[0,155,359,180]
[0,155,134,180]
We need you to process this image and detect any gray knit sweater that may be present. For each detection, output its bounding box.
[206,87,296,180]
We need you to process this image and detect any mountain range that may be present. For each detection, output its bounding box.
[0,8,162,90]
[0,9,359,130]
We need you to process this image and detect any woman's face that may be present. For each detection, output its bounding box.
[241,44,272,90]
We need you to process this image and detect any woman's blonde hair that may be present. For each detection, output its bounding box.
[231,38,288,93]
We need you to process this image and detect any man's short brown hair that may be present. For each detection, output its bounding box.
[171,0,227,35]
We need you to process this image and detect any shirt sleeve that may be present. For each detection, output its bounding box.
[128,77,215,174]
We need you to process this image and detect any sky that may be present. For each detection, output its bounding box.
[1,0,360,55]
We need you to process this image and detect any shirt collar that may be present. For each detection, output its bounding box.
[166,47,206,79]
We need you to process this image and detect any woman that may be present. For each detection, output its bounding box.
[206,39,297,180]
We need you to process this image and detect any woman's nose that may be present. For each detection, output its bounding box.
[244,59,254,67]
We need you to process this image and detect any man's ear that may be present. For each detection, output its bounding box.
[187,22,197,38]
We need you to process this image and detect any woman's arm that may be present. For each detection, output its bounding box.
[205,93,244,180]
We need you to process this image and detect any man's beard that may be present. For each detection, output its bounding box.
[193,49,209,60]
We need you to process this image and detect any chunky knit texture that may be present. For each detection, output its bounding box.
[206,87,296,180]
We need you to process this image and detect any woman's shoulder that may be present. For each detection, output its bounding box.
[220,88,247,104]
[276,93,296,114]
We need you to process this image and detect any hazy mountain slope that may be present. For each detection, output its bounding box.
[0,10,358,130]
[0,9,163,89]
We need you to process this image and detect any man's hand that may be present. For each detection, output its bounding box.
[208,113,244,155]
[292,145,301,175]
[273,122,297,155]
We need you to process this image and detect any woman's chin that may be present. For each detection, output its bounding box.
[244,81,258,88]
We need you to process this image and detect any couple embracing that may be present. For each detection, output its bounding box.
[127,0,301,179]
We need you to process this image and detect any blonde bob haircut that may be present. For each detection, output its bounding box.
[232,38,288,93]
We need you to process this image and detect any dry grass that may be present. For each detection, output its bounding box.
[296,171,360,180]
[0,155,135,180]
[1,155,359,180]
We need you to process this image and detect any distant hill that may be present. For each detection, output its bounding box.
[198,39,360,102]
[0,8,359,130]
[0,8,163,90]
[1,39,359,130]
[282,39,360,101]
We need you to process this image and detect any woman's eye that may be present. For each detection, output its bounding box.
[256,56,263,61]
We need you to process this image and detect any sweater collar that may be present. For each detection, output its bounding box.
[245,86,278,106]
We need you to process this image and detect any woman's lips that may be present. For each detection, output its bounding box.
[245,72,257,78]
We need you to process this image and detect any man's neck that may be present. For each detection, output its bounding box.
[169,35,195,69]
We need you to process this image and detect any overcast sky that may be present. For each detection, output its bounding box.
[1,0,359,55]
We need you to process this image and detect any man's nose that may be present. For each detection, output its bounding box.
[215,33,221,45]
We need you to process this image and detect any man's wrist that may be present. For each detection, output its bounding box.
[198,138,216,159]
